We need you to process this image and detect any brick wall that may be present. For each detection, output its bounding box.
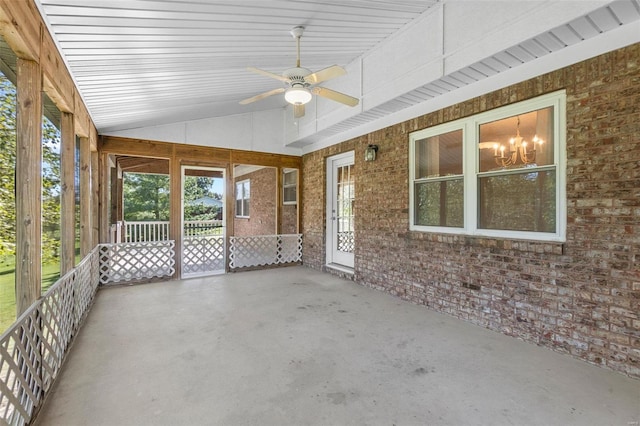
[234,167,277,236]
[282,204,298,234]
[301,44,640,378]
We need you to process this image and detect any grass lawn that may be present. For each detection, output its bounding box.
[0,258,69,334]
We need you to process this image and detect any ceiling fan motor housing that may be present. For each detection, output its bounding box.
[284,67,312,87]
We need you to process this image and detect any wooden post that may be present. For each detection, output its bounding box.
[15,59,42,315]
[60,112,75,274]
[91,150,99,246]
[80,137,91,256]
[224,163,235,272]
[296,167,301,234]
[169,155,182,278]
[276,167,283,235]
[109,164,118,230]
[116,163,123,223]
[99,153,110,243]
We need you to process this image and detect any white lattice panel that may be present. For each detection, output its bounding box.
[229,234,302,269]
[338,231,354,252]
[278,234,303,264]
[182,236,225,275]
[0,311,42,426]
[99,241,175,284]
[39,273,75,393]
[1,248,100,426]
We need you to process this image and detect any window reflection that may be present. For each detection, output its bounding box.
[479,107,554,172]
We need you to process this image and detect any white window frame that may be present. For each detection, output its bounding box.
[283,169,298,205]
[235,179,250,218]
[409,90,566,242]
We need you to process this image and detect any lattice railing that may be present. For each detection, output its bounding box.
[183,236,225,276]
[98,241,175,285]
[0,248,100,426]
[229,234,302,269]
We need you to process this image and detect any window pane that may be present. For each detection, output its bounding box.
[236,199,242,215]
[284,186,296,203]
[243,181,250,199]
[478,170,556,232]
[42,94,62,293]
[479,107,554,172]
[284,170,297,185]
[414,179,463,227]
[243,199,250,217]
[236,183,242,201]
[415,129,463,179]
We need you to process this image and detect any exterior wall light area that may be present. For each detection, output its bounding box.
[364,144,378,162]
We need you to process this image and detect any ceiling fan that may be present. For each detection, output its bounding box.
[240,26,359,118]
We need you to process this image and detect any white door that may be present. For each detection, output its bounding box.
[181,166,226,278]
[326,152,355,269]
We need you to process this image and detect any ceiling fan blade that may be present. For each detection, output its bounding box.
[293,104,305,118]
[247,67,289,82]
[239,87,285,105]
[312,87,359,107]
[304,65,346,85]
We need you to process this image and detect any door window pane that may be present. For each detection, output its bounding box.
[336,164,354,253]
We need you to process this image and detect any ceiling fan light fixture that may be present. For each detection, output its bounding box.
[285,86,312,105]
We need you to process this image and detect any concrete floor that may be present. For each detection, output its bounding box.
[36,267,639,426]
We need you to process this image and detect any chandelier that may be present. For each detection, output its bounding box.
[493,116,544,167]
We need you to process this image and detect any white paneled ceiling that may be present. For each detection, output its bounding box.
[317,0,640,143]
[36,0,438,132]
[34,0,640,148]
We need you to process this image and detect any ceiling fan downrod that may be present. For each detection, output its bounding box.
[290,26,304,68]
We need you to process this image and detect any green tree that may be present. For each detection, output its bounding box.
[123,173,170,221]
[0,75,61,261]
[41,118,61,263]
[0,76,16,258]
[183,176,220,221]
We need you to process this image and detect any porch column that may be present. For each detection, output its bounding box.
[225,163,234,272]
[15,59,42,315]
[276,167,283,235]
[99,153,110,243]
[80,136,91,256]
[116,163,123,223]
[169,156,182,278]
[60,112,75,274]
[296,167,301,234]
[91,150,100,246]
[109,162,123,232]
